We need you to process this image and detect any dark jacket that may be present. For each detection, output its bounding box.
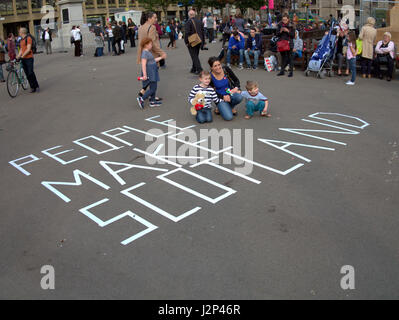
[113,25,122,40]
[184,18,205,47]
[277,22,295,49]
[42,29,52,42]
[210,66,241,99]
[245,33,262,51]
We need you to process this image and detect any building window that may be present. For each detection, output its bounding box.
[355,0,360,5]
[311,0,316,5]
[97,0,106,8]
[109,0,116,7]
[0,0,14,16]
[119,0,126,6]
[16,0,29,13]
[62,8,69,24]
[32,0,42,12]
[85,0,94,8]
[337,0,342,4]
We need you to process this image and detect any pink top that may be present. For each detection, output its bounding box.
[375,40,395,59]
[347,42,355,59]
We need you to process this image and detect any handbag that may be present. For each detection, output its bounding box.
[188,19,202,47]
[277,39,290,52]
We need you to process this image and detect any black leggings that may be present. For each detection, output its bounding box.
[167,33,175,47]
[281,50,293,72]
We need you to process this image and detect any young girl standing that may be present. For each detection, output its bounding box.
[137,38,165,109]
[345,32,357,86]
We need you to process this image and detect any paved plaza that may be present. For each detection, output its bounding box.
[0,39,398,299]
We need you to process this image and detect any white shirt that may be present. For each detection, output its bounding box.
[71,29,81,41]
[44,31,50,40]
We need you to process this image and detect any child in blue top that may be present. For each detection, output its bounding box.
[227,30,246,69]
[241,81,271,119]
[137,38,165,109]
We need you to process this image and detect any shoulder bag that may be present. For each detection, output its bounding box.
[188,19,202,47]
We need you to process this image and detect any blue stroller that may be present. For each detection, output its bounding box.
[305,23,337,78]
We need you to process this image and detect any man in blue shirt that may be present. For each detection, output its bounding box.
[244,28,263,69]
[227,30,245,69]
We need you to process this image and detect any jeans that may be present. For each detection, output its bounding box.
[246,100,265,116]
[217,93,243,121]
[244,49,260,67]
[293,50,302,59]
[95,47,103,57]
[107,37,114,53]
[196,108,213,123]
[348,58,356,82]
[0,64,4,81]
[142,81,157,102]
[227,48,244,65]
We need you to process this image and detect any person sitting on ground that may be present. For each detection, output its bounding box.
[244,28,262,70]
[208,56,243,121]
[374,32,395,81]
[241,81,270,119]
[188,71,220,124]
[226,30,245,69]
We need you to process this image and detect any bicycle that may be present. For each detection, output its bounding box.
[6,59,28,98]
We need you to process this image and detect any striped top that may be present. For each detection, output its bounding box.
[188,85,220,109]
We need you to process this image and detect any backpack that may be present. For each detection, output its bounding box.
[25,34,37,54]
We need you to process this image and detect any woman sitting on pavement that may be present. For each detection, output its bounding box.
[208,56,243,121]
[374,32,395,81]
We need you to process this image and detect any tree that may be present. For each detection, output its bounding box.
[235,0,265,15]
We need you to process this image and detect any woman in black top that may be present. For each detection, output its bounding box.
[127,18,136,47]
[276,14,295,77]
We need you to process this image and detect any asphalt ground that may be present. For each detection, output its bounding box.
[0,38,398,300]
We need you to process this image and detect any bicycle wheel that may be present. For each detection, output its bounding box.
[7,71,19,98]
[20,68,29,90]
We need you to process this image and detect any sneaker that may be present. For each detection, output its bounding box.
[345,81,355,85]
[246,66,252,70]
[238,64,244,70]
[137,97,145,109]
[288,72,293,77]
[253,66,257,70]
[150,101,162,108]
[277,71,285,76]
[226,63,231,68]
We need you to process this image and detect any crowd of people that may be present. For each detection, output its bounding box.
[0,9,396,117]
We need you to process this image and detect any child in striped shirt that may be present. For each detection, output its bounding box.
[188,71,220,124]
